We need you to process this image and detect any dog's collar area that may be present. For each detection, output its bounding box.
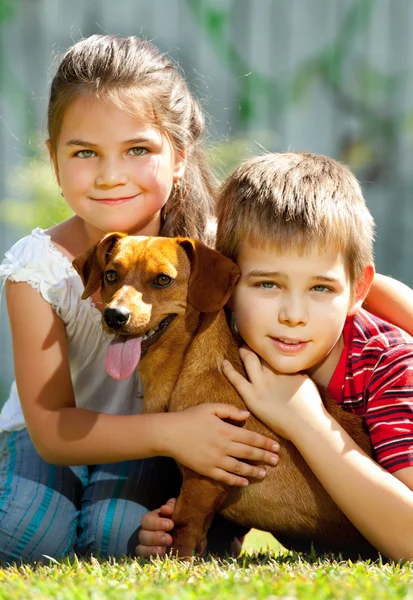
[141,314,177,355]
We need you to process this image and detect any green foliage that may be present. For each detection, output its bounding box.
[0,156,73,233]
[0,0,17,24]
[208,132,276,180]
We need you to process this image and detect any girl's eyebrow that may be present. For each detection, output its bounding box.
[64,136,157,147]
[65,139,98,147]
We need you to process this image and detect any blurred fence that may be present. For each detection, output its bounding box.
[1,0,413,404]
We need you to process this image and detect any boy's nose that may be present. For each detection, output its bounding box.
[278,296,307,326]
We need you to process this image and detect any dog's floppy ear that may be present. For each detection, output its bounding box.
[72,232,126,299]
[178,238,240,313]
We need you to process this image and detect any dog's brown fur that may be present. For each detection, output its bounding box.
[73,233,377,559]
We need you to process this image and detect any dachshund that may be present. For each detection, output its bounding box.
[73,233,377,560]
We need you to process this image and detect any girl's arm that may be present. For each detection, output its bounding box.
[364,273,413,336]
[223,349,413,562]
[6,281,278,486]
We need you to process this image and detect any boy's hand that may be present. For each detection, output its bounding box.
[135,498,246,558]
[223,347,324,441]
[135,498,176,557]
[166,403,279,487]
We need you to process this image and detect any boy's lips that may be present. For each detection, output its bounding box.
[270,337,309,353]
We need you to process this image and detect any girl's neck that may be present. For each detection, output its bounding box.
[47,214,163,260]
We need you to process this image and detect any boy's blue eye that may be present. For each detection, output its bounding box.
[129,147,148,156]
[75,149,96,158]
[312,285,330,293]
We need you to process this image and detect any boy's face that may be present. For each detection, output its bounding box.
[231,238,372,387]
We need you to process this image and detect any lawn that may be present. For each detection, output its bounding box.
[0,529,412,599]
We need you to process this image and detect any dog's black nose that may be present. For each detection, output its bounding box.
[103,306,130,329]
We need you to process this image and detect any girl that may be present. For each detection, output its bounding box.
[0,34,279,563]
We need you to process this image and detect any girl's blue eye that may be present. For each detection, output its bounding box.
[75,149,96,158]
[129,147,148,156]
[259,281,277,289]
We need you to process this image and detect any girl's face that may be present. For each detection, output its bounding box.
[49,95,185,243]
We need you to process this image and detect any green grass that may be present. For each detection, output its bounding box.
[0,531,412,599]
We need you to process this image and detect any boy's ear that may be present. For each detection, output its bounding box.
[45,139,61,186]
[348,264,375,315]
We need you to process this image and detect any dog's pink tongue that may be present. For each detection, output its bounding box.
[105,336,142,380]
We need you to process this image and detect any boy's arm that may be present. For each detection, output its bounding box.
[223,349,413,562]
[364,273,413,335]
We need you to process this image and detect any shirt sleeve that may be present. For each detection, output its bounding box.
[365,343,413,473]
[0,228,72,317]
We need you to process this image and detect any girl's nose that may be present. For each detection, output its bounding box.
[278,295,307,326]
[95,158,128,187]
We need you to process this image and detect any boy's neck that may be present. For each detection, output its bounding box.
[306,334,345,389]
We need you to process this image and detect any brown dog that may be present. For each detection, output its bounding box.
[73,233,377,559]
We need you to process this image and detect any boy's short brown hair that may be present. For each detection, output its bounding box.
[216,152,375,284]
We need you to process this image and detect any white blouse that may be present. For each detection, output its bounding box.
[0,228,143,432]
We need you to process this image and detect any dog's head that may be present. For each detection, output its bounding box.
[73,234,240,379]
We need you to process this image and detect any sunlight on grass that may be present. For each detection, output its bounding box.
[244,528,284,554]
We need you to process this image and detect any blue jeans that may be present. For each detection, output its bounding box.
[0,429,246,564]
[0,428,182,563]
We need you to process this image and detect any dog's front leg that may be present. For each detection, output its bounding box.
[171,467,228,558]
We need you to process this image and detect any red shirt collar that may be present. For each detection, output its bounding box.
[327,316,354,402]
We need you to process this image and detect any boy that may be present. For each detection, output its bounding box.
[137,152,413,562]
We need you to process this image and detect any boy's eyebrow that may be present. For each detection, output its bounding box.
[247,270,287,278]
[65,136,155,147]
[310,275,341,283]
[246,270,340,283]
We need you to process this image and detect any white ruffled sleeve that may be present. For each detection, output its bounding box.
[0,228,73,317]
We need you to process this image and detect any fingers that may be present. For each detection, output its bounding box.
[229,442,279,466]
[211,401,250,422]
[222,360,253,400]
[138,529,174,549]
[210,468,250,487]
[234,428,280,453]
[135,543,168,558]
[222,457,268,480]
[140,508,175,533]
[135,501,176,558]
[158,498,176,517]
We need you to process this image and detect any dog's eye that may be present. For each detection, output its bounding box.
[105,270,118,284]
[152,274,174,288]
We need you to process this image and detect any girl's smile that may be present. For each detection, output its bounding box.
[91,194,141,205]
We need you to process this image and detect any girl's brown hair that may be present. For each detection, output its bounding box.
[48,34,215,242]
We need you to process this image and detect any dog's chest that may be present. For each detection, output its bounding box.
[139,364,177,414]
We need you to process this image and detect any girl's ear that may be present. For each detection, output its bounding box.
[173,149,186,180]
[348,264,375,315]
[45,139,61,186]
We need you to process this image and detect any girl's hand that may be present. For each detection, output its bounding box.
[135,498,176,557]
[223,347,324,441]
[166,403,279,487]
